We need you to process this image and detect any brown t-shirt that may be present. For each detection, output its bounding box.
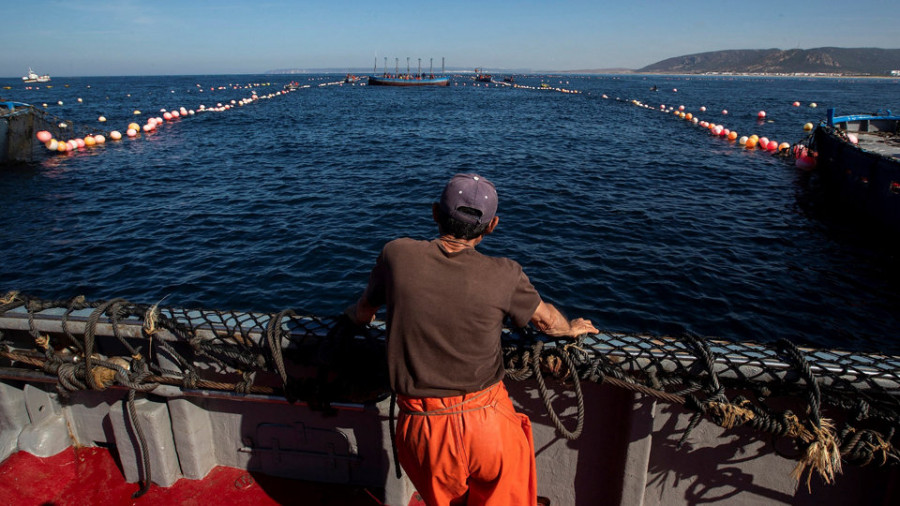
[364,238,542,398]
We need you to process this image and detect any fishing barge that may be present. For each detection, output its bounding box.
[808,108,900,234]
[0,293,898,504]
[368,57,450,87]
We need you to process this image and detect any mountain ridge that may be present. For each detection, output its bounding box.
[634,47,900,75]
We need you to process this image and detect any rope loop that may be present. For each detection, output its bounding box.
[532,340,585,440]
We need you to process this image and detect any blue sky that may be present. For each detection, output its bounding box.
[2,0,899,77]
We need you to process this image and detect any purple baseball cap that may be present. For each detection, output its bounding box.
[439,173,498,225]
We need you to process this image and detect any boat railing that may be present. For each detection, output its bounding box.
[826,108,900,128]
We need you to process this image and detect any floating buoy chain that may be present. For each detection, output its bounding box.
[32,79,299,155]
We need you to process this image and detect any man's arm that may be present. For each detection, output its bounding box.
[530,301,598,338]
[345,296,380,326]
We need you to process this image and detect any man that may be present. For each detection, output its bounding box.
[346,173,598,505]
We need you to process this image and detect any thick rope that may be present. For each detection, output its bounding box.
[531,340,585,440]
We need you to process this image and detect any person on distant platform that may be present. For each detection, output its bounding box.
[344,173,598,505]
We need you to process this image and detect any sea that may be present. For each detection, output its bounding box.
[2,73,899,354]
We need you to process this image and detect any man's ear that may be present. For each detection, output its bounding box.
[485,216,499,234]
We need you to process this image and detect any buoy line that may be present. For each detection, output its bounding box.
[609,93,822,166]
[31,79,309,156]
[460,79,581,94]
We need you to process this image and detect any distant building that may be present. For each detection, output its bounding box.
[892,70,900,76]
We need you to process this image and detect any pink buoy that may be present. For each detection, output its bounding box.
[110,131,122,141]
[766,140,778,150]
[700,106,707,112]
[678,105,685,111]
[847,133,858,144]
[126,128,137,138]
[94,135,106,144]
[722,109,728,115]
[75,138,86,149]
[758,111,766,119]
[36,130,53,143]
[792,101,800,107]
[163,112,173,120]
[759,137,769,148]
[796,155,816,170]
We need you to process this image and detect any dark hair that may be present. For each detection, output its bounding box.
[435,206,490,240]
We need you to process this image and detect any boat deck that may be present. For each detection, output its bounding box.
[855,131,900,160]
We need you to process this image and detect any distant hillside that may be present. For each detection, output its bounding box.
[638,48,900,75]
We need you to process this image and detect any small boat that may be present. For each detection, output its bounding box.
[807,108,900,233]
[474,68,492,83]
[502,76,515,84]
[22,68,50,83]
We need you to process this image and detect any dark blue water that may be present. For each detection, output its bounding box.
[2,74,900,353]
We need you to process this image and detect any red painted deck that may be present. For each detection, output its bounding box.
[0,447,420,505]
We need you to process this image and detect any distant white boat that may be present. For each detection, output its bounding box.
[22,68,50,83]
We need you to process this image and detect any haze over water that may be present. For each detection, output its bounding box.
[2,73,899,354]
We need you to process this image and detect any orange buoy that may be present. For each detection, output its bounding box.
[685,112,693,120]
[745,137,758,148]
[728,131,738,141]
[803,122,814,131]
[84,136,96,147]
[128,122,140,132]
[778,142,790,151]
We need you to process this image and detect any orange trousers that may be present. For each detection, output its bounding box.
[396,382,538,506]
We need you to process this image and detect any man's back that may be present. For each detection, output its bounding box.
[365,237,541,397]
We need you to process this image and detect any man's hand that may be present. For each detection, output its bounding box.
[530,301,599,338]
